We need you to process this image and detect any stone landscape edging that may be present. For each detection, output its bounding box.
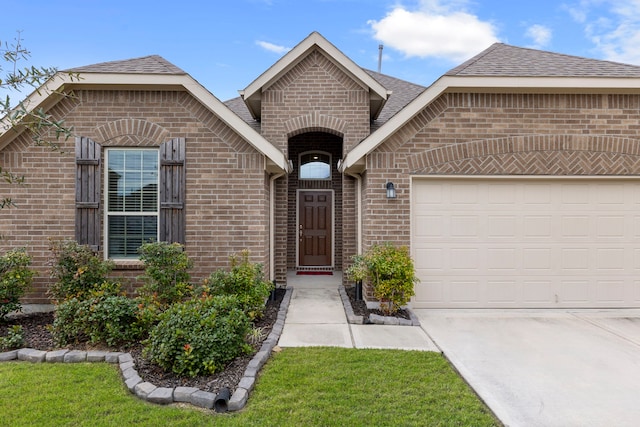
[339,285,420,326]
[0,286,293,413]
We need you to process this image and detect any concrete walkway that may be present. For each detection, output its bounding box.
[278,272,438,351]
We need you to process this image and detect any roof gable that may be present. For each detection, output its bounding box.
[1,57,289,173]
[239,32,390,121]
[341,43,640,173]
[225,69,426,132]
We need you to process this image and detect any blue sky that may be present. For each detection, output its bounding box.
[5,0,640,101]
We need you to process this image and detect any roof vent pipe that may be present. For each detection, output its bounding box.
[378,44,383,73]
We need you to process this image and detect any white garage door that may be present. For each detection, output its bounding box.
[412,178,640,308]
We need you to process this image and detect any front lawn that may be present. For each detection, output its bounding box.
[0,347,500,426]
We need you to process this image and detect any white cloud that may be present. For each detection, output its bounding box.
[608,0,640,17]
[565,7,587,23]
[591,22,640,64]
[368,1,500,63]
[563,1,590,23]
[256,40,291,55]
[525,24,552,48]
[569,0,640,64]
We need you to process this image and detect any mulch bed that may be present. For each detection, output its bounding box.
[0,288,285,395]
[344,286,411,321]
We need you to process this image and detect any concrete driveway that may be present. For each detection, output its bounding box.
[413,309,640,427]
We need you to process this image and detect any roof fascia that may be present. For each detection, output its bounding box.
[445,75,640,92]
[0,72,290,173]
[0,72,73,150]
[341,75,640,173]
[240,32,389,120]
[179,74,289,172]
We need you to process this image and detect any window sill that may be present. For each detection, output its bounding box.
[112,260,145,270]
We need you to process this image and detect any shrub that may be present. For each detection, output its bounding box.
[143,295,251,377]
[203,250,273,320]
[347,243,418,315]
[52,297,87,345]
[0,248,35,320]
[0,325,24,350]
[138,242,194,305]
[133,293,164,334]
[51,282,141,347]
[48,239,114,301]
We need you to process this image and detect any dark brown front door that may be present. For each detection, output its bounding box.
[298,191,332,266]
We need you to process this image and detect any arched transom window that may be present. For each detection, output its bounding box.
[299,151,331,180]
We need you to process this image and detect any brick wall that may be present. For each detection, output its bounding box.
[261,50,370,154]
[0,90,270,303]
[260,48,371,282]
[358,92,640,299]
[362,92,640,255]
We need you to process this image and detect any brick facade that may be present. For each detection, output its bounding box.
[355,92,640,300]
[260,48,370,284]
[1,90,270,303]
[8,36,640,305]
[363,92,640,252]
[0,46,376,301]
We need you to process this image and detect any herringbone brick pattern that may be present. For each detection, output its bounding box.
[408,134,640,174]
[418,150,640,175]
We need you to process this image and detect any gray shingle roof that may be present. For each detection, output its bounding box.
[63,42,640,141]
[447,43,640,77]
[224,96,262,132]
[365,70,425,131]
[67,55,186,74]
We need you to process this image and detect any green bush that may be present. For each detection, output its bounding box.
[203,250,273,320]
[132,293,164,335]
[138,242,194,305]
[143,295,251,377]
[347,243,418,315]
[48,240,114,301]
[52,282,141,347]
[0,325,24,350]
[0,248,35,320]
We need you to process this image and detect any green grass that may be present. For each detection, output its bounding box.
[0,348,500,426]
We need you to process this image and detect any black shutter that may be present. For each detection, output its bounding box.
[75,137,101,251]
[159,137,186,244]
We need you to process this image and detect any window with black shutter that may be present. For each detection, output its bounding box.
[75,136,186,257]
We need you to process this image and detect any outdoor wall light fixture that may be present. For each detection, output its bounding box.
[386,181,397,199]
